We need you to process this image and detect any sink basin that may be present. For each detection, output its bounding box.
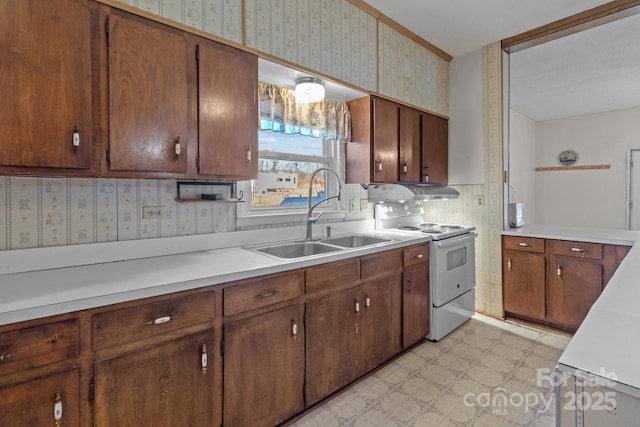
[255,242,343,259]
[319,234,392,248]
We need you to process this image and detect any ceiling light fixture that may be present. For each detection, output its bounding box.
[294,76,325,103]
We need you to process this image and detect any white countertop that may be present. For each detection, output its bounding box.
[503,224,640,396]
[0,221,429,326]
[502,224,640,246]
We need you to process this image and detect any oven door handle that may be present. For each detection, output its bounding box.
[434,232,477,248]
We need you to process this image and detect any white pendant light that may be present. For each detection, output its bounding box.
[295,76,325,103]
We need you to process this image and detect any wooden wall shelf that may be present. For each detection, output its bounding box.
[535,164,611,172]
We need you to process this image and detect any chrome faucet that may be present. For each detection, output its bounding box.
[306,167,342,241]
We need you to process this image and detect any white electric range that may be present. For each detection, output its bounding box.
[374,202,477,341]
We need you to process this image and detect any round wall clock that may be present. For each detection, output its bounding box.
[558,149,578,166]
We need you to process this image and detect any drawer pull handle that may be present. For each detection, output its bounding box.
[54,391,63,426]
[201,344,208,374]
[508,258,512,272]
[257,290,278,299]
[570,247,586,258]
[0,353,15,363]
[557,266,562,278]
[145,315,175,326]
[365,295,371,308]
[355,299,360,313]
[415,254,424,259]
[517,242,530,247]
[291,320,298,338]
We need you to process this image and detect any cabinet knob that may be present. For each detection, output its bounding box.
[201,344,208,374]
[507,258,512,271]
[365,295,371,308]
[246,146,252,164]
[401,163,408,174]
[557,266,562,278]
[73,124,80,151]
[0,353,15,363]
[291,320,298,338]
[375,159,383,172]
[355,298,360,313]
[517,242,530,247]
[174,137,181,160]
[54,391,63,426]
[415,254,424,259]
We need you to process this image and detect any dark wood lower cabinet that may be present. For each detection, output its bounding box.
[402,263,430,347]
[93,330,218,427]
[360,275,402,372]
[546,256,603,329]
[305,286,362,406]
[223,304,305,427]
[503,250,546,320]
[0,369,80,426]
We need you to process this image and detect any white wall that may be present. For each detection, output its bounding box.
[534,107,640,228]
[449,49,484,185]
[508,110,536,224]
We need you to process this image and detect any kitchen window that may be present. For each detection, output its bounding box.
[236,82,351,227]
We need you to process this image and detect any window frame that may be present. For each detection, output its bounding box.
[236,133,347,228]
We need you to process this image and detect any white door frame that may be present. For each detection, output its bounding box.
[624,146,640,230]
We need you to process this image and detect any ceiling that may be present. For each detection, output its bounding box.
[261,1,640,121]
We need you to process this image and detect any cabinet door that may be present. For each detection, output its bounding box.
[305,286,361,405]
[422,113,448,184]
[372,97,399,182]
[0,369,80,427]
[361,275,402,373]
[0,0,92,170]
[106,11,188,173]
[224,305,304,427]
[399,107,421,182]
[198,40,258,179]
[547,256,602,329]
[503,251,546,320]
[94,330,218,427]
[402,263,430,347]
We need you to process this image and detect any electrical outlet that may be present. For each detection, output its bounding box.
[142,206,166,219]
[360,199,369,211]
[475,195,484,206]
[349,199,357,212]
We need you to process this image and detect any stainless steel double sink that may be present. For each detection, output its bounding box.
[249,234,394,259]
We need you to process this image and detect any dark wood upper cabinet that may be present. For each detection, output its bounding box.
[0,0,94,174]
[347,95,449,184]
[422,113,448,185]
[105,10,189,174]
[399,106,422,182]
[197,40,258,179]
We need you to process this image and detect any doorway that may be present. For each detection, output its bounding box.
[626,148,640,230]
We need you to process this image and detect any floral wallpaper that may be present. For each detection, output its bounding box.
[245,0,378,93]
[0,177,236,251]
[378,22,450,116]
[115,0,243,43]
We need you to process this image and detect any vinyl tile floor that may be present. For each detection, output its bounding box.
[291,313,571,427]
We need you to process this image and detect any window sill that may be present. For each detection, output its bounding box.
[236,210,347,229]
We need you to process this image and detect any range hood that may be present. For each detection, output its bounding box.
[367,183,460,202]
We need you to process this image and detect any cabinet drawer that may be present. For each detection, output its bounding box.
[361,250,402,280]
[403,245,429,267]
[0,319,79,376]
[306,259,359,294]
[224,272,304,316]
[93,292,215,351]
[503,236,545,253]
[551,240,602,260]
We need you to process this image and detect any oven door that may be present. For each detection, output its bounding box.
[431,232,476,307]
